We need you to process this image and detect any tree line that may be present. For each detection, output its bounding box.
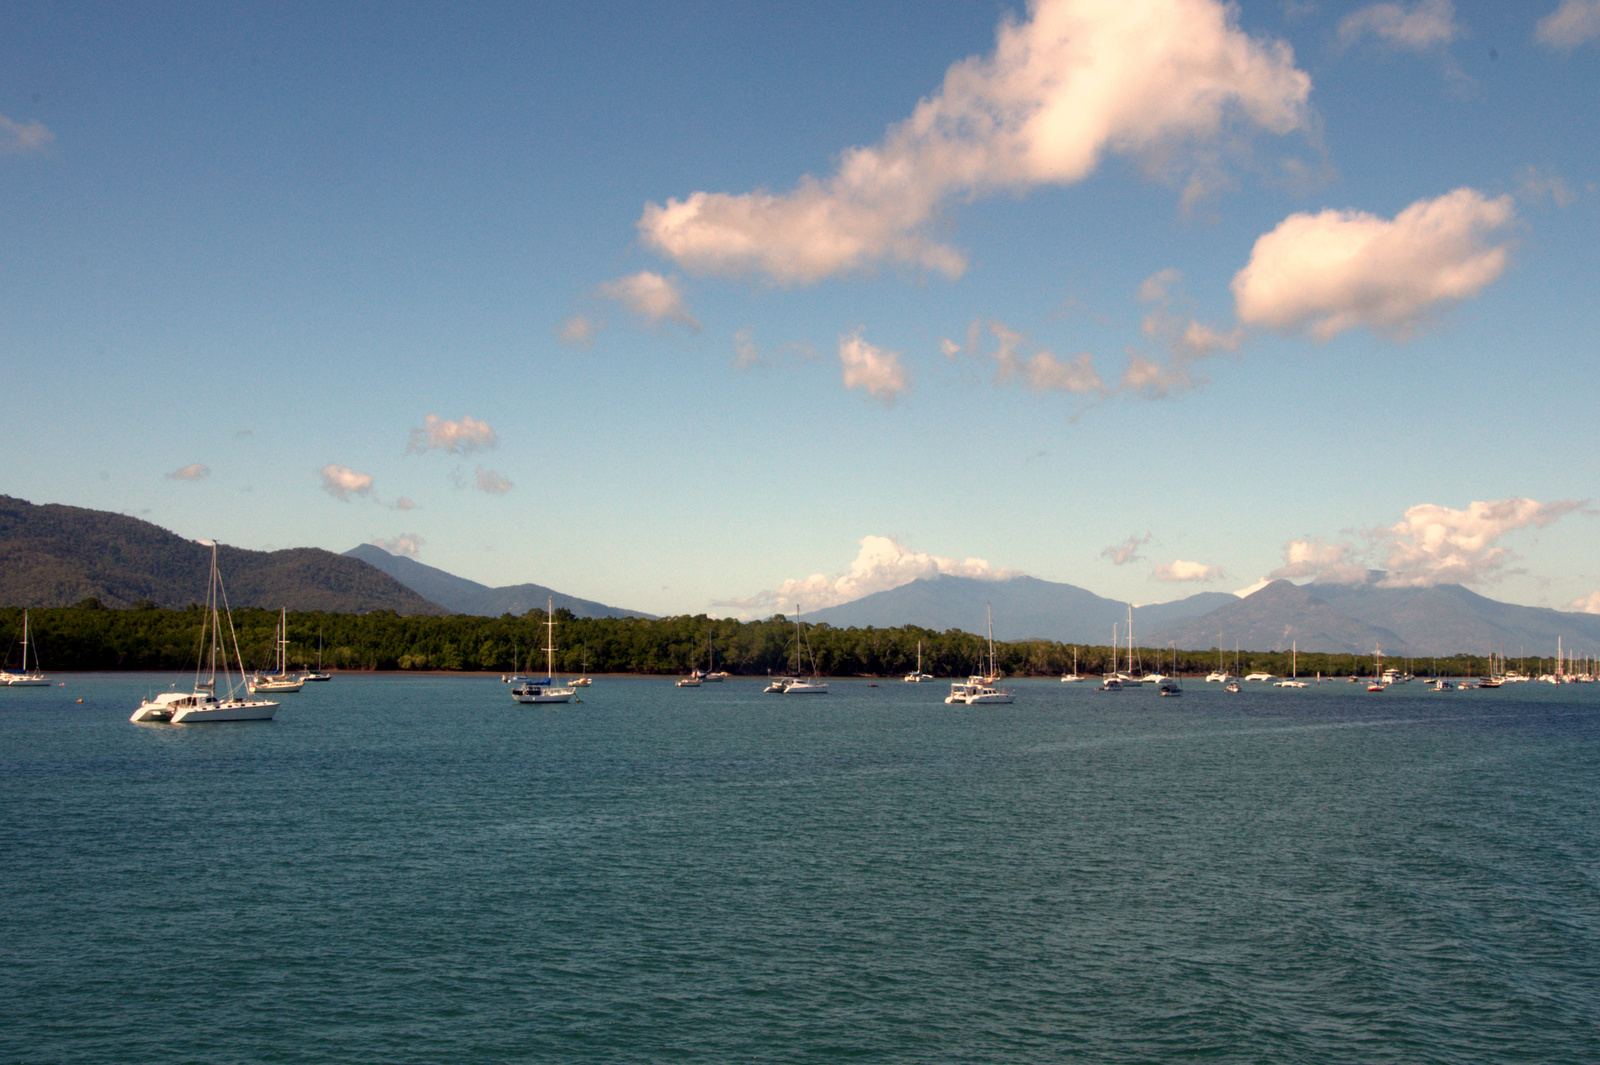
[0,603,1518,678]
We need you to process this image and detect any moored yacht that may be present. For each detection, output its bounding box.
[131,543,279,723]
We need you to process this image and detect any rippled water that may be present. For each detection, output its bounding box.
[4,674,1598,1063]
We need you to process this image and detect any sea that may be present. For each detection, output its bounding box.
[3,673,1598,1064]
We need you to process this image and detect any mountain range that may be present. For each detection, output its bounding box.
[343,544,653,619]
[808,572,1599,658]
[0,495,443,614]
[804,574,1236,643]
[3,493,1595,655]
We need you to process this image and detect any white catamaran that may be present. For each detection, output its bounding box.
[131,543,279,723]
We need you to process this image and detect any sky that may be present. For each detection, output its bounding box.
[3,0,1598,620]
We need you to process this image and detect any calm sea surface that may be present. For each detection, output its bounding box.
[4,674,1598,1064]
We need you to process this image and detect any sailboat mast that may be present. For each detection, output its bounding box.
[545,597,557,680]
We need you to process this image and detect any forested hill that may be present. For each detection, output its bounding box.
[0,495,445,614]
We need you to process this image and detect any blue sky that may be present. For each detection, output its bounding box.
[3,0,1598,619]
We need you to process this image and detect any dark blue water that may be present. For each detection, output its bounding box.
[4,675,1598,1063]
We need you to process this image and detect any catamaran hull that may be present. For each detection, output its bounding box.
[173,699,278,722]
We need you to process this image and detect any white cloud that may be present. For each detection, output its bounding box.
[599,271,701,331]
[1571,590,1600,614]
[0,114,53,154]
[1153,559,1226,582]
[1517,166,1577,208]
[982,320,1106,395]
[1378,498,1587,587]
[373,534,424,557]
[1234,577,1273,597]
[1124,269,1243,397]
[558,315,597,348]
[838,331,910,406]
[1339,0,1459,50]
[1232,187,1515,341]
[408,414,498,455]
[733,328,762,369]
[723,535,1021,614]
[1537,0,1600,49]
[1271,537,1369,584]
[165,462,210,481]
[1267,497,1588,588]
[394,496,415,511]
[639,0,1311,284]
[474,467,513,494]
[1102,533,1151,566]
[321,464,375,501]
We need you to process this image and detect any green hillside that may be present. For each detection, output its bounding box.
[0,495,445,614]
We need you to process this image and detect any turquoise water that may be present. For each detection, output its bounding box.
[4,674,1598,1063]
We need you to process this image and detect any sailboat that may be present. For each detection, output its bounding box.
[784,605,828,694]
[513,599,577,703]
[904,640,933,682]
[1157,644,1182,696]
[1274,641,1308,688]
[2,610,51,686]
[1367,645,1386,692]
[569,644,593,687]
[303,627,331,682]
[1061,646,1082,683]
[131,544,279,722]
[1097,623,1122,691]
[947,606,1013,704]
[249,608,304,693]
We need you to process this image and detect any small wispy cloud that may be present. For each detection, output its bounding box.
[838,330,910,406]
[373,534,424,557]
[474,467,513,494]
[394,496,415,512]
[1536,0,1600,49]
[954,320,1105,396]
[0,114,54,155]
[1123,269,1243,398]
[320,464,374,501]
[599,271,701,331]
[1231,187,1515,341]
[165,462,211,481]
[1102,533,1152,566]
[1339,0,1460,51]
[733,328,763,370]
[1152,559,1226,582]
[558,315,598,348]
[408,414,498,455]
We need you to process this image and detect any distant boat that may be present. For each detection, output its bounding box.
[945,606,1012,704]
[303,627,331,682]
[1274,642,1307,688]
[1061,647,1082,683]
[904,641,933,683]
[2,609,50,686]
[131,543,279,723]
[783,605,828,695]
[249,608,305,694]
[1367,645,1386,692]
[569,644,593,687]
[512,598,576,704]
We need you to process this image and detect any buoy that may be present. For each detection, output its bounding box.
[77,698,84,703]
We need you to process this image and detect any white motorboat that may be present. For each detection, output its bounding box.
[131,544,279,723]
[512,598,576,704]
[945,607,1012,704]
[675,675,702,687]
[2,610,50,686]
